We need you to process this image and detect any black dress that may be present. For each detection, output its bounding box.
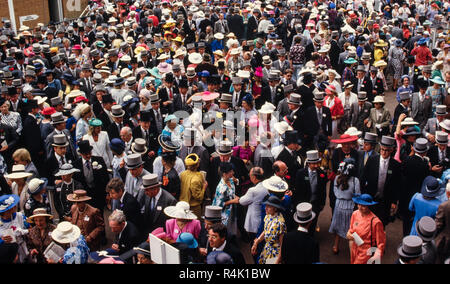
[161,167,181,200]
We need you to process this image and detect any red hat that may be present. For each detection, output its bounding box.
[331,134,359,144]
[74,96,88,104]
[373,23,380,29]
[350,13,358,19]
[41,107,56,116]
[325,85,337,95]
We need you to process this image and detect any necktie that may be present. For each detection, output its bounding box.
[145,130,150,144]
[150,196,156,211]
[310,170,317,194]
[85,160,91,171]
[364,152,369,165]
[169,88,173,100]
[317,109,322,125]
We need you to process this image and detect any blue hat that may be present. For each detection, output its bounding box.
[417,37,429,45]
[164,114,178,123]
[176,232,198,249]
[0,194,20,213]
[206,251,234,264]
[395,39,403,47]
[27,178,48,196]
[352,194,378,206]
[198,70,210,77]
[110,138,125,154]
[421,176,444,198]
[242,93,253,104]
[329,2,336,9]
[268,33,278,39]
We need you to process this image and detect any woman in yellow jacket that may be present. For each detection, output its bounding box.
[179,154,207,219]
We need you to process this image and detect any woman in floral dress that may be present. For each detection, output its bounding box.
[251,195,286,264]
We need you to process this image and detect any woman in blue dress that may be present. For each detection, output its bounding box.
[329,158,360,254]
[50,221,90,264]
[409,176,445,236]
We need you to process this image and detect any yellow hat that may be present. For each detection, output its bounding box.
[50,47,59,53]
[172,36,183,43]
[185,153,200,166]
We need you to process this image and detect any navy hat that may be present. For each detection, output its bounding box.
[421,176,444,198]
[263,195,285,211]
[403,126,421,136]
[352,194,378,206]
[207,251,233,264]
[110,138,125,155]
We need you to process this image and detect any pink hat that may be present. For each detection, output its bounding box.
[254,67,263,77]
[151,227,167,239]
[325,84,337,95]
[158,62,172,74]
[98,257,124,264]
[268,11,275,15]
[202,91,220,101]
[72,44,82,50]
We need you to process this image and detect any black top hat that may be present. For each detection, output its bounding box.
[77,140,93,154]
[27,99,39,109]
[102,93,114,104]
[283,130,301,145]
[140,110,152,122]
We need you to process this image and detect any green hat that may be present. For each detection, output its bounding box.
[344,58,358,64]
[96,41,106,48]
[89,118,103,127]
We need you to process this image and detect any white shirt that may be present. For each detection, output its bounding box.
[213,240,227,251]
[378,156,389,192]
[297,226,309,233]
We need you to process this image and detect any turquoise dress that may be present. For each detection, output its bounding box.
[62,235,90,264]
[212,178,235,226]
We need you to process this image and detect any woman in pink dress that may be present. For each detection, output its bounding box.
[323,85,344,140]
[163,201,201,243]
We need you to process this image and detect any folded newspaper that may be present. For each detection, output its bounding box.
[44,242,66,262]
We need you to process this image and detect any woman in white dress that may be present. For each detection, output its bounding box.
[83,118,113,169]
[4,165,32,213]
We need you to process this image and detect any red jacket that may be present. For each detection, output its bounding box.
[323,96,344,118]
[411,46,432,66]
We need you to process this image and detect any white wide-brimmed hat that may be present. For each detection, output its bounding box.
[163,201,198,220]
[259,102,276,114]
[5,164,33,180]
[51,221,81,244]
[189,53,203,64]
[262,176,288,193]
[274,121,293,135]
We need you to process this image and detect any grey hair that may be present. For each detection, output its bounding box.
[109,209,126,224]
[121,126,132,135]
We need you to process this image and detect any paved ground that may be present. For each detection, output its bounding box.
[102,89,405,264]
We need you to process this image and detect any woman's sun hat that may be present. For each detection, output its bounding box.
[4,164,33,180]
[352,193,378,206]
[26,208,53,223]
[163,201,198,220]
[0,194,20,213]
[51,221,81,244]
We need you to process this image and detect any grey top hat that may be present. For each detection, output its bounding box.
[52,134,69,147]
[435,105,447,116]
[186,43,196,50]
[268,72,280,81]
[313,91,325,102]
[126,77,136,86]
[126,153,144,169]
[305,150,321,163]
[357,91,368,101]
[111,105,125,117]
[202,205,223,221]
[364,132,378,144]
[51,55,61,64]
[379,135,396,147]
[356,65,366,72]
[435,131,448,145]
[150,94,161,103]
[421,65,432,73]
[217,140,233,155]
[50,112,67,125]
[141,173,161,189]
[287,93,302,105]
[284,84,294,93]
[132,138,148,154]
[414,138,429,153]
[172,64,181,71]
[218,93,232,103]
[397,235,426,259]
[294,202,316,224]
[50,97,63,107]
[231,76,242,85]
[416,216,436,242]
[399,91,411,101]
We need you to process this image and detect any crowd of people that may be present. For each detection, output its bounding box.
[0,0,450,264]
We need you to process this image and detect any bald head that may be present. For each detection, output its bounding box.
[120,126,132,142]
[273,161,287,178]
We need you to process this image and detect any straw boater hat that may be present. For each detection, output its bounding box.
[4,164,32,179]
[158,134,182,152]
[26,208,53,223]
[51,221,81,244]
[67,189,92,202]
[55,163,81,176]
[164,201,197,220]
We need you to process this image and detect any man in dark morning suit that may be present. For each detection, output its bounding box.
[281,203,320,264]
[106,178,143,232]
[368,66,385,97]
[356,132,379,180]
[22,99,45,174]
[45,112,76,161]
[95,93,114,132]
[302,92,332,151]
[132,110,159,156]
[72,140,110,212]
[410,80,432,130]
[158,73,179,114]
[352,66,374,102]
[400,138,431,236]
[276,130,304,189]
[206,223,246,264]
[108,210,143,263]
[297,73,316,111]
[107,105,133,141]
[360,136,401,226]
[427,131,450,178]
[140,173,177,237]
[173,79,193,112]
[294,151,327,235]
[392,91,411,135]
[148,94,168,135]
[207,141,249,198]
[45,134,76,191]
[285,93,304,134]
[351,92,372,131]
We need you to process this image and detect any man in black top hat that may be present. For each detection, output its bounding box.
[72,140,110,211]
[302,92,332,149]
[276,130,303,189]
[132,110,158,158]
[173,79,192,112]
[95,92,114,131]
[22,99,45,173]
[361,136,401,226]
[158,72,179,114]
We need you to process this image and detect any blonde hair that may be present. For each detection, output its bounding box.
[13,148,31,163]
